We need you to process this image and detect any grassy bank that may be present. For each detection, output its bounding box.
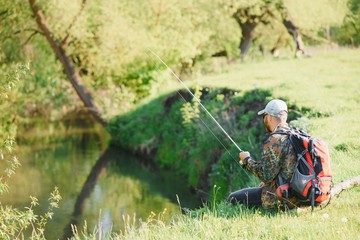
[112,188,359,240]
[104,47,360,239]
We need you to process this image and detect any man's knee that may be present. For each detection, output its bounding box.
[226,187,263,207]
[227,192,237,205]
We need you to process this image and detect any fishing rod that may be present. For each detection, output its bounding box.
[147,49,243,153]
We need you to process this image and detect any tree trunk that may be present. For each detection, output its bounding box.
[233,9,258,61]
[239,23,256,61]
[232,5,274,61]
[28,0,107,128]
[282,18,309,58]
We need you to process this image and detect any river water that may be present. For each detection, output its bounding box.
[2,116,200,239]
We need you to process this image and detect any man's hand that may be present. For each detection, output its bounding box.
[239,151,250,165]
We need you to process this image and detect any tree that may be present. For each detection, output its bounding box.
[231,0,308,60]
[231,0,348,59]
[277,1,309,57]
[28,0,107,127]
[0,0,352,123]
[332,0,360,46]
[232,1,276,60]
[0,0,80,120]
[283,0,348,50]
[21,0,237,122]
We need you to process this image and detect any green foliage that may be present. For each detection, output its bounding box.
[0,0,357,121]
[235,0,348,54]
[334,143,350,152]
[180,86,202,126]
[0,62,30,138]
[0,64,62,239]
[0,64,28,101]
[0,0,242,119]
[284,0,348,30]
[0,187,61,239]
[0,0,79,120]
[332,0,360,46]
[179,86,203,177]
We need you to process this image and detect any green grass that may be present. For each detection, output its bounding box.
[101,48,360,240]
[75,187,359,239]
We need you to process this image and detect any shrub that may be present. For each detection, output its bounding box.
[0,63,61,239]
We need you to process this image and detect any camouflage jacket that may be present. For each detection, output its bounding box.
[242,123,299,209]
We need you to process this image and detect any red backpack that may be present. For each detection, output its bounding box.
[275,128,332,210]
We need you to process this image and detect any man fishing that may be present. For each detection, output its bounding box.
[227,99,300,209]
[149,50,331,210]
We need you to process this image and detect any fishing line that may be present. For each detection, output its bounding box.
[175,88,242,168]
[147,48,243,153]
[145,49,254,176]
[175,90,254,179]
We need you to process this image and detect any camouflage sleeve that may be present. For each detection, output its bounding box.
[242,135,283,184]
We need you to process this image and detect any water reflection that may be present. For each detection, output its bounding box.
[63,146,201,239]
[4,118,199,239]
[63,148,113,239]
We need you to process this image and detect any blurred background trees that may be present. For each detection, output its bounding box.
[0,0,358,122]
[332,0,360,45]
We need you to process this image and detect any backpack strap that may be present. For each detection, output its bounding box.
[276,171,290,198]
[276,183,290,198]
[271,129,293,199]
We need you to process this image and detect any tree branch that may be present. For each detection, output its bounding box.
[22,31,40,45]
[1,28,43,44]
[61,0,89,47]
[331,175,360,198]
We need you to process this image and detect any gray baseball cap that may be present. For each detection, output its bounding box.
[257,99,288,117]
